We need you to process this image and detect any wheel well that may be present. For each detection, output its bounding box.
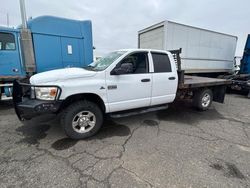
[60,93,106,113]
[192,86,226,103]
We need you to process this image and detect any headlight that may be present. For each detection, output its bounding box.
[35,87,58,100]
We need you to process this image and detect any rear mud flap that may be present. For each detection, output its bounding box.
[213,86,227,103]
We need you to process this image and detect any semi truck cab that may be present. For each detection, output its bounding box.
[0,16,93,99]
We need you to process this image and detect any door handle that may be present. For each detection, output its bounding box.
[141,79,151,82]
[168,77,176,80]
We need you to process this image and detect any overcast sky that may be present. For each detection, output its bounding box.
[0,0,249,56]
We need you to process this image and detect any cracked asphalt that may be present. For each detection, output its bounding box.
[0,94,250,188]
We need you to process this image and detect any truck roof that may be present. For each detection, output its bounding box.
[1,16,92,39]
[24,16,92,38]
[138,20,237,39]
[0,26,19,33]
[117,48,170,53]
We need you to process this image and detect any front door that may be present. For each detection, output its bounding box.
[106,52,152,112]
[0,32,22,77]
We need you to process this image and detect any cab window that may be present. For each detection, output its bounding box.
[0,32,16,50]
[151,52,172,73]
[120,52,149,74]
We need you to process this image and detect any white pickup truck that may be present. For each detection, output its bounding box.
[13,49,231,139]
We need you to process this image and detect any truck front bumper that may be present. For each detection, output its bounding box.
[13,80,62,120]
[15,98,62,120]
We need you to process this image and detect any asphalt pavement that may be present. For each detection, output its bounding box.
[0,94,249,187]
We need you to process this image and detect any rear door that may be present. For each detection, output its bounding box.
[0,32,22,76]
[150,52,178,105]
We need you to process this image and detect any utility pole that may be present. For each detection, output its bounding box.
[7,13,9,27]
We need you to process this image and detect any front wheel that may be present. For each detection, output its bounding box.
[193,89,213,111]
[61,101,103,139]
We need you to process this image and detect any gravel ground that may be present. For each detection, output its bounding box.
[0,94,249,188]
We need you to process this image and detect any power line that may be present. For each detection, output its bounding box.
[0,12,10,27]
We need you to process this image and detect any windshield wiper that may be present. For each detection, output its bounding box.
[84,65,97,71]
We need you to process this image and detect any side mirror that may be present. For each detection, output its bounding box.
[111,63,133,75]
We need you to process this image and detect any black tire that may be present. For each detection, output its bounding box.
[61,100,103,139]
[193,89,213,111]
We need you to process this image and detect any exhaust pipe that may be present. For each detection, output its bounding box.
[19,0,36,74]
[19,0,27,29]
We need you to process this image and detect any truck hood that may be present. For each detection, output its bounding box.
[30,67,97,85]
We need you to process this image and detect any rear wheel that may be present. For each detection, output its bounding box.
[61,100,103,139]
[193,89,213,111]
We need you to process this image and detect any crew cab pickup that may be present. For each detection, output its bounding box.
[13,49,231,139]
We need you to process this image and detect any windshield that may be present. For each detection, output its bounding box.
[87,51,127,71]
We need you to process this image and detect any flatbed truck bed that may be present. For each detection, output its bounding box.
[178,75,232,89]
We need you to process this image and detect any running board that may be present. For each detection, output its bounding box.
[1,95,12,100]
[109,104,168,118]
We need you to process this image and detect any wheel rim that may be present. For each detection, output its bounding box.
[201,93,211,108]
[72,111,96,133]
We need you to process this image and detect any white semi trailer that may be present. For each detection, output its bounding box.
[138,21,238,74]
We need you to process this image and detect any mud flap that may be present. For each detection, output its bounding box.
[213,86,227,103]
